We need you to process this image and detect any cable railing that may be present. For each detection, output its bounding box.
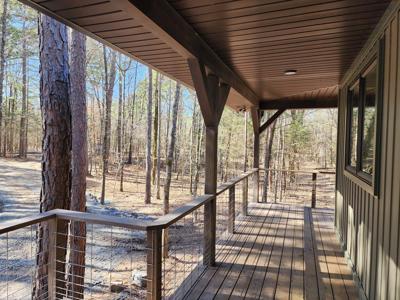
[260,168,335,208]
[0,169,259,300]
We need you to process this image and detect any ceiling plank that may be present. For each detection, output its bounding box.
[260,98,338,110]
[119,0,259,106]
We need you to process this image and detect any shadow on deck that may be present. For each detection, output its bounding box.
[182,202,359,300]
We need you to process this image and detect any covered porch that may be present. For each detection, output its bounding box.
[1,0,394,299]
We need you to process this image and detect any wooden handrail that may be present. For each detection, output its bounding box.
[216,168,258,196]
[53,209,150,231]
[0,210,56,234]
[148,194,214,230]
[0,168,259,234]
[260,168,336,175]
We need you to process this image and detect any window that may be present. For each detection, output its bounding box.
[346,60,380,184]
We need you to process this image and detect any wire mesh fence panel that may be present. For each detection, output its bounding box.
[0,219,148,300]
[53,221,147,300]
[0,224,40,300]
[261,169,336,207]
[161,206,205,300]
[216,191,230,246]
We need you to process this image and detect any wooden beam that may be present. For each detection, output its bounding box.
[250,107,260,203]
[188,58,230,127]
[260,98,337,110]
[121,0,259,106]
[188,58,231,267]
[259,109,286,134]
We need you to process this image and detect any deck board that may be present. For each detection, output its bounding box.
[183,203,359,300]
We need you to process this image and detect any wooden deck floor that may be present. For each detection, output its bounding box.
[183,203,359,300]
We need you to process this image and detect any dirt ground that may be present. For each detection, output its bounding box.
[0,155,200,222]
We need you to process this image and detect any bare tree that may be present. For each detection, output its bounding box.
[262,115,277,202]
[152,72,160,185]
[164,82,181,213]
[156,75,162,199]
[0,0,8,156]
[34,14,71,299]
[145,67,153,204]
[19,19,28,158]
[67,30,87,299]
[127,61,138,164]
[100,46,117,205]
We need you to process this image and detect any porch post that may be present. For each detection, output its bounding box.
[204,125,218,265]
[188,58,230,267]
[251,108,260,203]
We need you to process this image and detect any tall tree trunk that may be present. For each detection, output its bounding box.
[19,20,28,158]
[145,67,153,204]
[67,30,87,300]
[189,100,198,193]
[223,126,232,182]
[127,62,138,164]
[0,0,8,156]
[164,83,181,213]
[165,80,172,159]
[193,123,204,197]
[152,72,159,185]
[8,86,15,154]
[262,118,277,202]
[100,47,117,205]
[117,54,123,191]
[156,75,162,199]
[34,15,71,299]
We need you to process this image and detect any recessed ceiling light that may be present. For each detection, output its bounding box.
[284,69,297,75]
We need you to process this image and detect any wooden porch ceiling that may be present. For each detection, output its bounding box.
[21,0,391,110]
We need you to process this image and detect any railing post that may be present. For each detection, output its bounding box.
[228,186,235,234]
[47,218,57,300]
[147,228,162,300]
[242,177,248,216]
[311,172,317,208]
[253,170,259,203]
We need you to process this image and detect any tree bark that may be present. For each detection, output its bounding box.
[34,14,71,299]
[145,67,153,204]
[117,54,124,191]
[19,20,28,158]
[67,30,87,300]
[100,46,116,205]
[262,117,277,202]
[152,72,159,185]
[0,0,8,156]
[156,75,162,199]
[164,83,181,213]
[127,62,138,164]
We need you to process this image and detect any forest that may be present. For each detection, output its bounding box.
[0,0,337,212]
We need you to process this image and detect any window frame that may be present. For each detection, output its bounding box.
[345,39,384,193]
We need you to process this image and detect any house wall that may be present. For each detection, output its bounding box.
[336,2,400,299]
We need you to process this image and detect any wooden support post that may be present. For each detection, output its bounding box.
[251,108,260,203]
[147,229,162,300]
[204,126,217,266]
[311,172,317,208]
[228,185,235,234]
[188,58,230,267]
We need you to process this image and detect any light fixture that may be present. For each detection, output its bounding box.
[284,69,297,75]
